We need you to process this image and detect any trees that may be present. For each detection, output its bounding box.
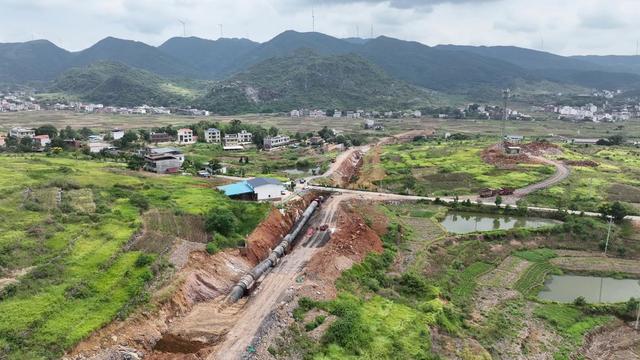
[268,126,279,136]
[495,196,503,207]
[127,156,145,171]
[205,208,237,236]
[35,125,58,139]
[599,201,628,224]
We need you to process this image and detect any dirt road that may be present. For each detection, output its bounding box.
[511,156,570,199]
[210,197,342,359]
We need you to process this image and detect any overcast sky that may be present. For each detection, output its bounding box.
[1,0,638,56]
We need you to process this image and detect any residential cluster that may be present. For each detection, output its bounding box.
[549,103,637,122]
[290,109,422,119]
[51,102,211,116]
[0,92,41,112]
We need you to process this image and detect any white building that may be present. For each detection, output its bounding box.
[9,127,35,138]
[263,135,290,149]
[177,128,195,144]
[291,110,301,117]
[88,142,112,153]
[111,129,125,140]
[205,128,221,143]
[224,130,253,146]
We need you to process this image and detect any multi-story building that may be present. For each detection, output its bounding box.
[263,135,290,149]
[111,129,125,140]
[224,130,253,146]
[9,127,35,138]
[205,128,221,143]
[177,128,195,144]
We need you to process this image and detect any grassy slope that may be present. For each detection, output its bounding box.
[0,155,268,359]
[375,139,554,196]
[526,145,640,211]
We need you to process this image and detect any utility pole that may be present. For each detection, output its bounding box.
[356,25,360,38]
[370,24,374,39]
[636,300,640,330]
[312,7,315,32]
[502,89,510,146]
[219,24,223,38]
[604,215,613,256]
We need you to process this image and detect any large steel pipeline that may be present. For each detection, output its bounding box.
[227,197,323,303]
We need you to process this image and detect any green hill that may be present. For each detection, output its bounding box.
[52,62,198,107]
[198,50,435,114]
[159,37,258,79]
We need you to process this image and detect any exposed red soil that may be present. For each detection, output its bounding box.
[330,150,364,187]
[305,202,384,298]
[244,194,316,264]
[482,141,561,168]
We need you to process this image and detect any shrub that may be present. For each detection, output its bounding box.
[206,242,220,254]
[205,207,237,236]
[135,253,154,267]
[574,296,587,307]
[129,193,149,211]
[305,315,326,331]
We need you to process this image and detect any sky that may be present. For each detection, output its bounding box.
[1,0,638,56]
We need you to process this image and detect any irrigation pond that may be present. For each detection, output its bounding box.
[440,212,561,234]
[538,275,640,303]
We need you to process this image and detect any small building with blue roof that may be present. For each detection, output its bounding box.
[217,177,286,201]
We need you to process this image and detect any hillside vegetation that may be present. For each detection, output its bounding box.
[198,50,436,114]
[51,62,200,107]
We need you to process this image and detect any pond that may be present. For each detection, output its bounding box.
[281,167,321,176]
[538,275,640,303]
[439,212,560,234]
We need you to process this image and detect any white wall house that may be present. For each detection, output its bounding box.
[177,128,195,144]
[263,135,290,149]
[224,130,253,146]
[205,128,221,143]
[111,129,125,140]
[9,127,35,138]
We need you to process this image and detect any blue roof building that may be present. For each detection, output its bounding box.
[217,177,285,201]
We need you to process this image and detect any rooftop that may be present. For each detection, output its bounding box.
[218,182,254,196]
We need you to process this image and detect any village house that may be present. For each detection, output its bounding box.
[263,135,290,150]
[218,177,286,201]
[33,135,51,148]
[9,127,35,138]
[504,135,524,144]
[308,136,325,146]
[363,119,375,129]
[224,130,253,146]
[205,128,221,143]
[149,132,173,143]
[0,136,5,147]
[111,129,125,140]
[143,148,185,174]
[88,142,113,154]
[290,110,301,117]
[177,128,196,144]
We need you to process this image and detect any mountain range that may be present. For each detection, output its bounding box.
[3,30,640,112]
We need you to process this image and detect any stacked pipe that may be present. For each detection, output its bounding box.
[227,197,323,303]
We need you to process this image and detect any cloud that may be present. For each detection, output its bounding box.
[308,0,499,11]
[580,13,627,30]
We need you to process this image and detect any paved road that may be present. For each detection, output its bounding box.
[306,185,640,221]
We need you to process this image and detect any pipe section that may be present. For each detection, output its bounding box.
[227,197,322,303]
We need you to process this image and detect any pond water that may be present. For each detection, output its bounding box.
[282,167,321,176]
[440,212,560,234]
[538,275,640,303]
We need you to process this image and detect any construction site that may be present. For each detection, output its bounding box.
[52,129,640,360]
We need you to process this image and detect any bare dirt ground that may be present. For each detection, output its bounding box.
[578,320,640,360]
[550,256,640,276]
[209,196,343,359]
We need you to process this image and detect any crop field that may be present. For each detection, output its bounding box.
[2,111,637,140]
[525,144,640,211]
[179,143,337,179]
[364,139,554,196]
[0,155,268,359]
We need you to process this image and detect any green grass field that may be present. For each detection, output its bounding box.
[0,154,268,359]
[372,139,554,196]
[526,145,640,211]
